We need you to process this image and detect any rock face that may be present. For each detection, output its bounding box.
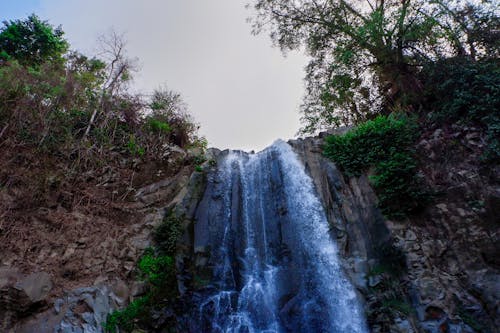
[289,133,499,333]
[0,164,194,332]
[0,269,53,329]
[2,126,498,333]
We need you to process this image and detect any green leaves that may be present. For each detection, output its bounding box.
[105,249,177,333]
[324,115,428,219]
[153,212,181,256]
[0,14,68,66]
[421,58,500,163]
[252,0,499,133]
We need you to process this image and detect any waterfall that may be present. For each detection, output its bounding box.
[194,140,368,333]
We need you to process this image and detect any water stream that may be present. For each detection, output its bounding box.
[194,140,368,333]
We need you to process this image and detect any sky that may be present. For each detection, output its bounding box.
[0,0,308,151]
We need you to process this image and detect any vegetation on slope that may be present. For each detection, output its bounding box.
[0,14,204,214]
[104,213,183,333]
[0,14,204,309]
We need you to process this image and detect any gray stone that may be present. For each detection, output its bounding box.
[15,272,52,303]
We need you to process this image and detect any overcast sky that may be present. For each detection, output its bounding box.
[1,0,308,151]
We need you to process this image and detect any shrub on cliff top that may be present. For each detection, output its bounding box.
[324,115,428,219]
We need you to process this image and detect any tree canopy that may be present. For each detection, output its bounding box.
[250,0,499,133]
[0,14,68,66]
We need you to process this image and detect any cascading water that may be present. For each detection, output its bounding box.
[193,140,368,333]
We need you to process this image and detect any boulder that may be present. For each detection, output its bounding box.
[15,272,52,303]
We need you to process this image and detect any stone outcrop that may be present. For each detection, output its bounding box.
[289,131,499,333]
[0,162,195,332]
[2,126,497,332]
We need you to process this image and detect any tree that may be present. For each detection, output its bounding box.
[250,0,499,133]
[148,87,199,147]
[0,14,68,66]
[84,30,138,138]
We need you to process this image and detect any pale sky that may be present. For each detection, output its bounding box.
[1,0,308,151]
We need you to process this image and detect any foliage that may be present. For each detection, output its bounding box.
[137,249,176,292]
[420,57,500,163]
[0,14,201,175]
[370,152,428,219]
[324,115,428,219]
[104,249,177,333]
[0,14,68,66]
[105,211,184,332]
[104,296,150,333]
[149,88,199,147]
[153,212,182,256]
[250,0,499,133]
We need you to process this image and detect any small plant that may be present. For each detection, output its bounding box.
[153,212,182,256]
[104,249,177,333]
[324,114,428,219]
[104,296,150,333]
[146,117,171,134]
[126,135,145,157]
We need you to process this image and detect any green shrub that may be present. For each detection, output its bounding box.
[324,115,417,177]
[421,58,500,163]
[370,152,428,219]
[137,250,175,289]
[126,135,145,156]
[104,249,177,333]
[324,114,428,219]
[146,117,171,134]
[104,296,150,333]
[153,212,182,256]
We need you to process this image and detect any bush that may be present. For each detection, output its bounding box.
[104,296,150,333]
[324,115,417,177]
[104,249,177,333]
[153,212,182,256]
[421,58,500,163]
[324,115,428,219]
[0,14,68,66]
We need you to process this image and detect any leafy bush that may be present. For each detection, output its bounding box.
[324,115,417,177]
[147,118,171,134]
[324,115,428,219]
[0,14,68,66]
[104,249,177,333]
[137,250,176,293]
[421,58,500,163]
[153,212,182,256]
[104,296,150,333]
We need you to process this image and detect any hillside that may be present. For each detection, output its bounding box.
[0,9,499,333]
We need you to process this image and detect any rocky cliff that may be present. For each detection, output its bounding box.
[1,127,498,333]
[289,128,499,333]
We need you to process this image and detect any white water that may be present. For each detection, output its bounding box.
[197,140,368,333]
